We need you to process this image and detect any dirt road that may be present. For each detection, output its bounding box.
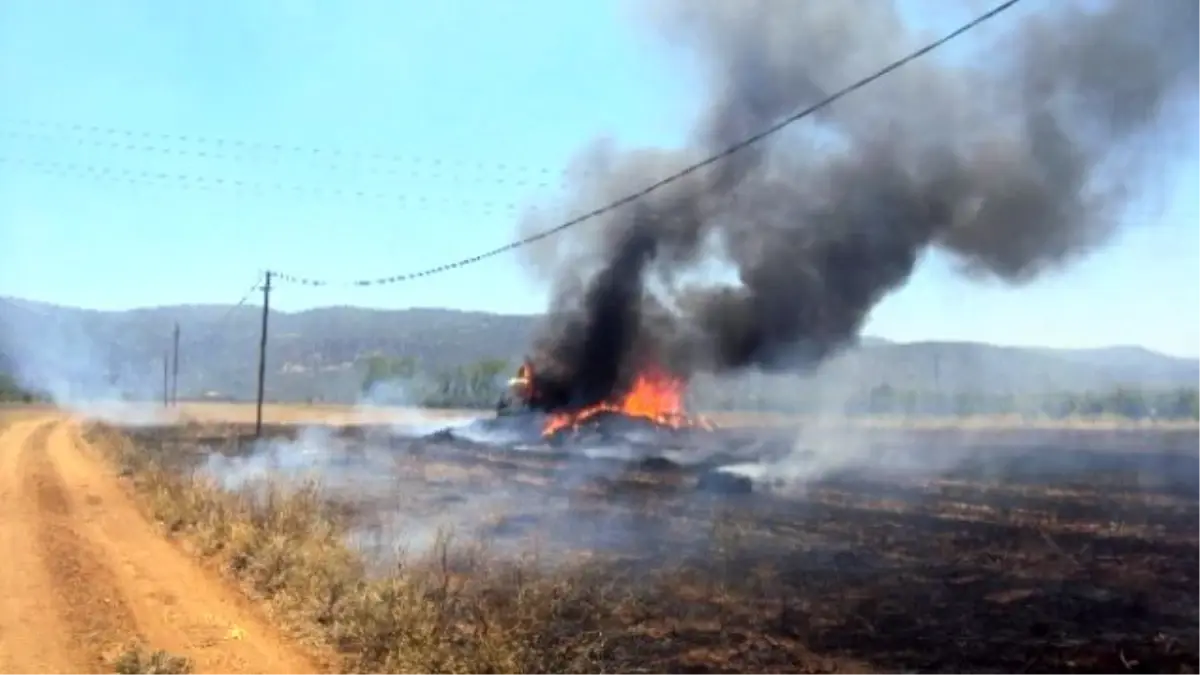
[0,413,322,674]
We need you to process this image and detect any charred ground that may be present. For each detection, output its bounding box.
[111,419,1199,674]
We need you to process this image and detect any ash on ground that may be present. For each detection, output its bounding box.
[134,419,1200,570]
[118,420,1200,671]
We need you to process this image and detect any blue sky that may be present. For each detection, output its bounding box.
[0,0,1196,358]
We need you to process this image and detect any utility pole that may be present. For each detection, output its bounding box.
[255,271,272,438]
[933,353,942,415]
[162,351,169,408]
[171,321,180,406]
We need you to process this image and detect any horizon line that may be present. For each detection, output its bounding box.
[2,293,1197,361]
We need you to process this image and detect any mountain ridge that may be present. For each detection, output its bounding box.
[1,296,1195,403]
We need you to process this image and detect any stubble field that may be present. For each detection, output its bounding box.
[90,403,1199,673]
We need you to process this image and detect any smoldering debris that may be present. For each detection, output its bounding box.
[175,421,795,561]
[518,0,1198,408]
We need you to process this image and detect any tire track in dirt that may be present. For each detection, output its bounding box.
[0,418,90,673]
[22,419,142,672]
[0,414,325,674]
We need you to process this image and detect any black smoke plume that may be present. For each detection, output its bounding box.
[517,0,1198,412]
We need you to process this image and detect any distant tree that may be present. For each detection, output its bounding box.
[389,356,515,409]
[361,355,418,397]
[1045,391,1080,419]
[868,384,897,415]
[1107,387,1149,419]
[953,391,981,417]
[1153,387,1198,420]
[0,372,42,403]
[1185,389,1199,420]
[1074,391,1103,416]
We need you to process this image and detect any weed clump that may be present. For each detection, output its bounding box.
[112,644,192,674]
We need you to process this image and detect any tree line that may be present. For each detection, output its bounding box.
[695,381,1200,420]
[360,355,512,409]
[358,356,1199,420]
[0,372,46,404]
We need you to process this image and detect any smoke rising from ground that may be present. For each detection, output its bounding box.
[0,298,177,424]
[198,421,725,563]
[519,0,1198,408]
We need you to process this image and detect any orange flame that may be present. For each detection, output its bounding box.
[542,363,713,438]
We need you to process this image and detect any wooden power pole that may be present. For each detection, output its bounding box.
[255,271,272,438]
[162,351,169,408]
[171,321,180,406]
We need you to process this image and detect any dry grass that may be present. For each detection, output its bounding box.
[88,425,645,673]
[112,644,193,674]
[0,402,57,423]
[85,421,1199,674]
[173,402,1199,431]
[176,403,480,427]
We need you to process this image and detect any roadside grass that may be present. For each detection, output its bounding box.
[83,423,690,674]
[0,402,57,425]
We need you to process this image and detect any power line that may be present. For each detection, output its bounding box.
[0,128,576,187]
[186,278,266,344]
[0,122,583,181]
[0,156,554,211]
[270,205,1190,285]
[215,279,265,328]
[161,278,261,404]
[270,0,1024,289]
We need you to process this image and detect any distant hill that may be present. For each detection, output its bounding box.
[1,296,1196,404]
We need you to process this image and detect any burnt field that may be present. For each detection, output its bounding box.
[116,417,1199,673]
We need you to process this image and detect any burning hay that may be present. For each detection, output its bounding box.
[503,357,715,441]
[541,363,713,438]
